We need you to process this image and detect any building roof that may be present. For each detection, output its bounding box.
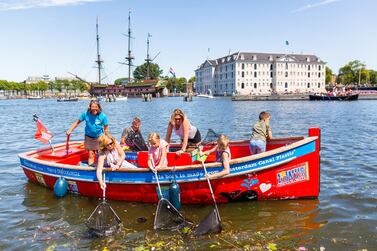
[196,52,325,70]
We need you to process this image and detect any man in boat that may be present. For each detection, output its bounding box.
[120,117,148,151]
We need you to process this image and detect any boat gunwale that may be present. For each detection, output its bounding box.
[19,136,318,174]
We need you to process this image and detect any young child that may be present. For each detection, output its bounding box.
[200,134,231,179]
[148,132,169,171]
[250,111,272,154]
[96,134,137,191]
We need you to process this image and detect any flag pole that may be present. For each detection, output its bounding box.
[48,140,55,154]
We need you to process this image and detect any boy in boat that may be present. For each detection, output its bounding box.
[200,134,231,179]
[148,132,169,171]
[120,117,148,151]
[250,111,272,154]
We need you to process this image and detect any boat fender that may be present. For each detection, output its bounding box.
[54,176,68,197]
[169,180,181,210]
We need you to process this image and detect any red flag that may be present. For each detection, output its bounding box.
[34,119,53,144]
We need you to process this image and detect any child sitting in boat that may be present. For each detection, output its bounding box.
[250,111,272,154]
[148,132,169,171]
[200,134,231,179]
[96,134,137,190]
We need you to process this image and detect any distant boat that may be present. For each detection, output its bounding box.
[28,96,42,100]
[309,93,359,101]
[57,97,79,102]
[116,96,128,101]
[197,89,214,99]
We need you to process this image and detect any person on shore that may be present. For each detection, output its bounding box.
[165,108,201,156]
[200,134,231,179]
[96,134,137,191]
[67,100,108,166]
[148,132,169,171]
[250,111,272,154]
[120,117,148,151]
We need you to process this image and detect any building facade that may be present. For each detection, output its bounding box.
[195,52,326,96]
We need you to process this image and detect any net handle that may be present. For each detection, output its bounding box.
[103,173,106,201]
[200,154,221,222]
[149,154,163,198]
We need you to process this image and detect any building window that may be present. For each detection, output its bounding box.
[270,72,273,78]
[308,72,310,78]
[318,83,321,88]
[285,82,288,88]
[242,63,245,70]
[307,83,310,88]
[319,65,321,71]
[241,83,245,89]
[285,63,288,70]
[285,72,288,77]
[231,72,234,78]
[270,83,273,88]
[254,83,257,89]
[308,65,311,70]
[270,64,273,70]
[254,64,257,70]
[318,72,321,78]
[254,72,257,78]
[242,72,244,77]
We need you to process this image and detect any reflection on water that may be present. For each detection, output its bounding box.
[0,98,377,250]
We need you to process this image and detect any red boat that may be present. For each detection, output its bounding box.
[18,128,321,204]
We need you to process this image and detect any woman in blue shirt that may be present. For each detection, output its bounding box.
[67,100,109,166]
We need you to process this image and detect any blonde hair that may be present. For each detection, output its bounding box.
[169,108,185,126]
[217,134,229,150]
[98,134,117,153]
[148,132,160,144]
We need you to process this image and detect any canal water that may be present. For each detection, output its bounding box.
[0,97,376,250]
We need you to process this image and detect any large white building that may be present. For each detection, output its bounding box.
[195,52,326,96]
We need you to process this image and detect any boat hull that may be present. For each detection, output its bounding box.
[309,94,359,101]
[19,129,320,204]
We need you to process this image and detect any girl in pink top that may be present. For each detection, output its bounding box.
[148,132,169,171]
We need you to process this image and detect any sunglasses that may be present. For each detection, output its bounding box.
[106,141,114,147]
[174,117,181,121]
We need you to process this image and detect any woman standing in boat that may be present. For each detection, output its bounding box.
[165,108,201,155]
[67,100,109,166]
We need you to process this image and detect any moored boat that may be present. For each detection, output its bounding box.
[57,97,79,102]
[309,93,359,101]
[19,128,321,204]
[28,96,43,100]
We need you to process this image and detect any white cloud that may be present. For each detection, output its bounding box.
[0,0,110,11]
[292,0,340,13]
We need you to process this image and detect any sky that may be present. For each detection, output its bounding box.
[0,0,376,83]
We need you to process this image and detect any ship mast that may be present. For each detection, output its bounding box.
[145,33,152,80]
[126,11,134,83]
[95,17,104,85]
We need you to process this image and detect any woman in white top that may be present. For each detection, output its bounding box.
[166,108,201,155]
[96,134,136,190]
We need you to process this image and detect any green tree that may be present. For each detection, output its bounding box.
[325,67,333,85]
[114,78,128,85]
[133,63,162,80]
[338,60,366,85]
[188,76,196,83]
[369,70,377,85]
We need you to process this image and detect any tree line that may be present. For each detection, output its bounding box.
[0,79,89,96]
[326,60,377,86]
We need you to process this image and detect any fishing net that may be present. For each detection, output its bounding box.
[202,129,220,145]
[86,200,121,237]
[154,198,192,231]
[193,208,222,236]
